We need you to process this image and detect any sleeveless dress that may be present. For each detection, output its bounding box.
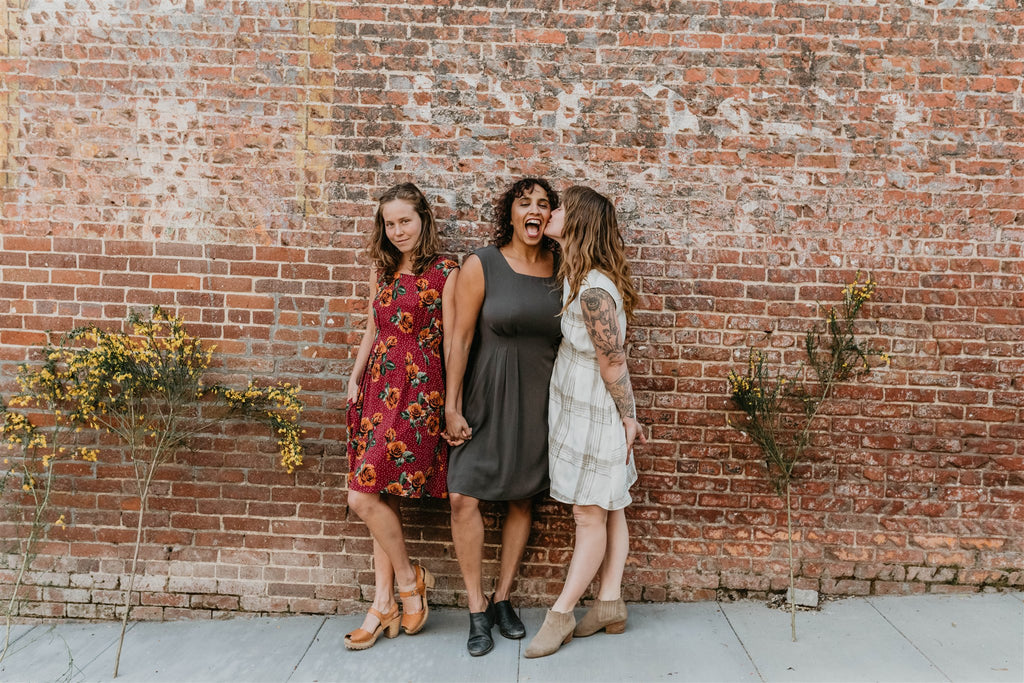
[347,257,459,498]
[547,270,638,510]
[446,246,562,501]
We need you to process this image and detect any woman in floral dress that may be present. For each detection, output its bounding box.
[345,182,459,650]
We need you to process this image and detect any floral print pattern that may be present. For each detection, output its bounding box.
[347,257,458,498]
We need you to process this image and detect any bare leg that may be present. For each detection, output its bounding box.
[493,498,532,602]
[450,492,488,613]
[354,537,397,632]
[551,505,608,613]
[348,491,420,623]
[596,508,628,601]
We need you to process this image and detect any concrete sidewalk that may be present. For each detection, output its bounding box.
[0,592,1020,682]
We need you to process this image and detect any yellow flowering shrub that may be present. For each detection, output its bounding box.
[725,274,889,640]
[727,274,888,488]
[1,339,91,661]
[0,306,305,672]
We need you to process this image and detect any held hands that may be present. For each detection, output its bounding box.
[622,416,647,465]
[443,407,472,447]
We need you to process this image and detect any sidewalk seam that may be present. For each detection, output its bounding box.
[515,605,522,682]
[285,616,328,683]
[717,601,766,682]
[865,597,953,683]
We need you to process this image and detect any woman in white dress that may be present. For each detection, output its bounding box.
[524,185,646,658]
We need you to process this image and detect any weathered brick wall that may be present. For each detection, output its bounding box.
[1,1,1022,619]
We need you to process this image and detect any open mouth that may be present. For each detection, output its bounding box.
[524,218,543,238]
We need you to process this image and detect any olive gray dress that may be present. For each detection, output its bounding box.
[447,245,562,501]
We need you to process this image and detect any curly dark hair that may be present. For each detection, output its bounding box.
[491,177,560,247]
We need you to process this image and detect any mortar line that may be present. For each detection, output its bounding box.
[296,0,311,222]
[3,0,24,191]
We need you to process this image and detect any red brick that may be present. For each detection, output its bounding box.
[1,1,1020,621]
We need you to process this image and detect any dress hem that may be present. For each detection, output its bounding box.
[446,484,549,503]
[548,488,633,511]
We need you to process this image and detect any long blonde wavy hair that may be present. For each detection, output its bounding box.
[557,185,639,320]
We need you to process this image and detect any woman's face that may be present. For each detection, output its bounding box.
[381,199,422,256]
[509,185,552,247]
[544,205,565,243]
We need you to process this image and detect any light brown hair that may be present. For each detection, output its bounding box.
[369,182,441,279]
[557,185,639,320]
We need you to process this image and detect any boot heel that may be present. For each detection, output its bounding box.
[562,632,573,645]
[604,620,626,634]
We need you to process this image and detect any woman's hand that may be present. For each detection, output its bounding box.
[622,416,646,465]
[443,408,472,446]
[346,381,359,407]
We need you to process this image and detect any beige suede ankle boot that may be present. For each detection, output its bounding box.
[573,598,627,637]
[523,609,575,658]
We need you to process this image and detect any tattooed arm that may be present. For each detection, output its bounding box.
[580,287,647,459]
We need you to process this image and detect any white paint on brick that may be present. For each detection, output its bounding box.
[813,87,838,105]
[909,0,999,8]
[135,96,210,236]
[647,86,700,136]
[763,122,830,140]
[401,75,433,122]
[719,98,751,136]
[489,82,530,126]
[556,82,587,130]
[883,93,924,137]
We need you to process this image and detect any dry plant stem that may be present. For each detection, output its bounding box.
[729,277,881,644]
[786,482,796,643]
[113,397,175,678]
[113,453,159,678]
[1,425,63,664]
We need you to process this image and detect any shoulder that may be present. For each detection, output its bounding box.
[431,256,460,278]
[582,270,621,299]
[465,246,495,281]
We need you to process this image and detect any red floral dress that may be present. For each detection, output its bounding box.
[347,257,458,498]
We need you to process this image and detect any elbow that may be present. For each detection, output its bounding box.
[601,355,628,375]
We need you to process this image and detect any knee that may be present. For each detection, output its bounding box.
[572,505,607,528]
[449,492,479,520]
[348,489,372,518]
[507,498,532,518]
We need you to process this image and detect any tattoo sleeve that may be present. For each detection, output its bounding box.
[580,288,636,420]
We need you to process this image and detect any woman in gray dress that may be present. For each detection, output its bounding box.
[444,178,562,656]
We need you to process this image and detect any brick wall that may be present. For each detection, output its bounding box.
[1,1,1022,619]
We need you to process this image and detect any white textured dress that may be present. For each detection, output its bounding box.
[547,270,638,511]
